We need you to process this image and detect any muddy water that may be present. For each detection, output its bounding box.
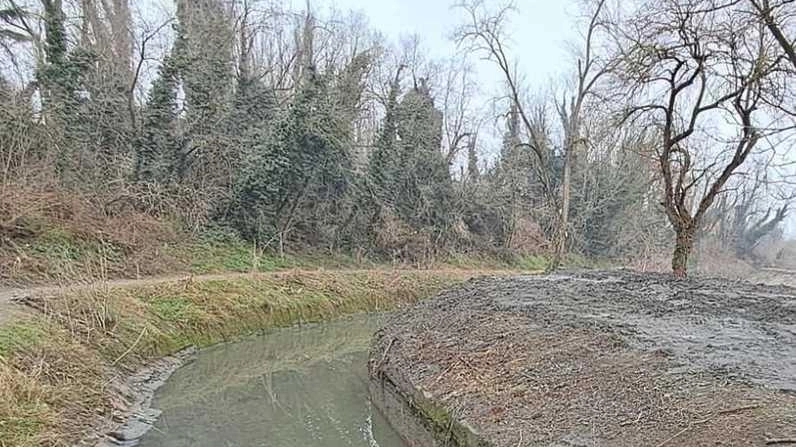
[137,314,405,447]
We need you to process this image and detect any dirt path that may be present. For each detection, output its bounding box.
[0,271,253,325]
[0,268,517,325]
[4,267,794,325]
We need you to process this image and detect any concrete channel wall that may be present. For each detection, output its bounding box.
[370,360,494,447]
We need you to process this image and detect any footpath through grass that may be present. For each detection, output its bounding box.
[0,268,516,447]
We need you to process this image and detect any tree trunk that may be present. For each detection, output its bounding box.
[672,226,695,278]
[549,139,573,271]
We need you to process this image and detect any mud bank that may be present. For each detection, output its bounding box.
[369,271,796,446]
[92,347,197,447]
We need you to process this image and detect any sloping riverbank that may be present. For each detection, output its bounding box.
[0,268,508,446]
[370,271,796,446]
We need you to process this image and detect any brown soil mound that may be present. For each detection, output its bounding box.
[370,271,796,447]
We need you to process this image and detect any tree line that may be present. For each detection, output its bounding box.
[1,0,794,276]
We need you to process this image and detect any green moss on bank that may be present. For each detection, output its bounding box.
[0,269,494,447]
[0,323,47,359]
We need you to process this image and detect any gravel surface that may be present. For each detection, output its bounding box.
[371,270,796,447]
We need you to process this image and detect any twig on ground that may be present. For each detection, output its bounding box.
[656,404,764,446]
[429,360,457,387]
[459,355,489,387]
[112,326,147,366]
[655,425,693,447]
[619,411,644,426]
[717,404,760,415]
[655,417,715,447]
[766,439,796,445]
[374,337,396,372]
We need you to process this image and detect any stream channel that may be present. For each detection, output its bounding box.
[137,313,406,447]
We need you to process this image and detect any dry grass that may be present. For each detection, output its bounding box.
[0,268,493,446]
[0,183,187,286]
[0,320,108,447]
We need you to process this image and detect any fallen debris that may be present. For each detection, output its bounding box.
[370,271,796,446]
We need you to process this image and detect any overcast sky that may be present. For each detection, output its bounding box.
[292,0,579,96]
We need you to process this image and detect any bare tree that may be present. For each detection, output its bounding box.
[80,0,133,82]
[549,0,612,269]
[615,0,791,277]
[455,0,612,270]
[440,55,479,166]
[454,1,554,200]
[701,158,795,262]
[749,0,796,70]
[0,0,43,65]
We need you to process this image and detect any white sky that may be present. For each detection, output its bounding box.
[300,0,578,98]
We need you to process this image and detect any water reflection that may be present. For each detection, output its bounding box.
[138,314,405,447]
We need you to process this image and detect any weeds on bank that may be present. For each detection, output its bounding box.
[0,320,108,447]
[182,231,370,274]
[0,323,46,358]
[514,255,549,271]
[5,211,552,288]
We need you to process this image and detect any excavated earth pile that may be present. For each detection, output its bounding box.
[368,271,796,447]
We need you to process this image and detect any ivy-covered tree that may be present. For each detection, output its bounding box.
[37,0,95,184]
[368,67,403,207]
[172,0,235,181]
[486,103,538,248]
[393,79,454,230]
[134,54,181,183]
[231,66,352,252]
[466,137,480,184]
[307,52,373,249]
[366,74,457,256]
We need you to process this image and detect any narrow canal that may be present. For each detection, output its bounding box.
[137,314,405,447]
